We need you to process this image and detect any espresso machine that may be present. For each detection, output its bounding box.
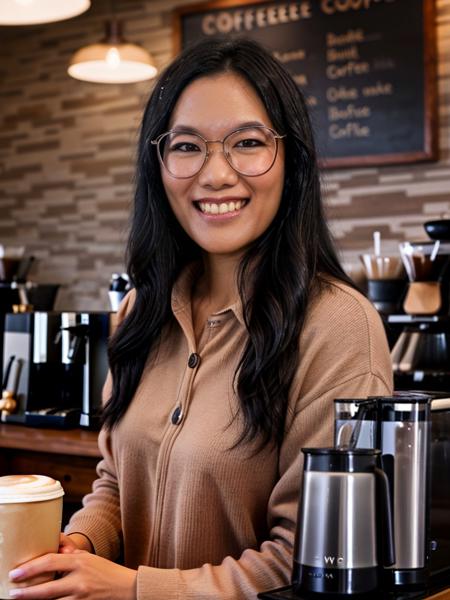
[258,391,450,599]
[1,311,111,429]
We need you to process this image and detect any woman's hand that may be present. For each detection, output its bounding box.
[59,533,93,554]
[8,551,137,600]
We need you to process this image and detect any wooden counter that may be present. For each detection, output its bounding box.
[0,424,101,524]
[0,423,101,457]
[430,590,450,599]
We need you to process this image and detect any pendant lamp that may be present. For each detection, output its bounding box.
[68,20,157,84]
[0,0,91,25]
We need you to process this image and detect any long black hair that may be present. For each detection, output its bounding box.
[102,37,354,448]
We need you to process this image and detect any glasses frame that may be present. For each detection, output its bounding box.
[150,125,286,179]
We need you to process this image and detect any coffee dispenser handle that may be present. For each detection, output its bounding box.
[2,355,15,390]
[374,466,396,567]
[57,324,90,363]
[68,333,85,362]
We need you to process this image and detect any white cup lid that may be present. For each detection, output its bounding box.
[0,475,64,503]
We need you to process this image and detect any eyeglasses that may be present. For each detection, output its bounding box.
[151,125,285,179]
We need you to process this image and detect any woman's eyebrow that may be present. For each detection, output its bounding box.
[170,120,267,134]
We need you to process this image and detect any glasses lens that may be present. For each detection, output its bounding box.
[225,127,277,176]
[159,131,206,178]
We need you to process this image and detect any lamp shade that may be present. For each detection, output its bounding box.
[0,0,91,25]
[68,20,157,84]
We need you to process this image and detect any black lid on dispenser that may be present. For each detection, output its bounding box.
[301,447,381,473]
[368,392,432,422]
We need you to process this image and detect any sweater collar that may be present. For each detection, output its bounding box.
[171,262,245,327]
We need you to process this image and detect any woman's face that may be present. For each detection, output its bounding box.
[160,72,285,259]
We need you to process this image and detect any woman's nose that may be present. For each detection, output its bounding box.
[197,147,239,189]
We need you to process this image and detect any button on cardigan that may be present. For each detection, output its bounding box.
[66,265,393,599]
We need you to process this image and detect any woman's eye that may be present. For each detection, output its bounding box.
[235,138,264,148]
[170,142,201,153]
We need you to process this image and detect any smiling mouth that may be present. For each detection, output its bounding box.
[194,199,249,215]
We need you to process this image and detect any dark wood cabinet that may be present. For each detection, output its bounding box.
[0,424,101,525]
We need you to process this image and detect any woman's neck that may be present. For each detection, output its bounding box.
[195,252,241,312]
[190,253,242,345]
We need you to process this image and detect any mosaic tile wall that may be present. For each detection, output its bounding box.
[0,0,449,310]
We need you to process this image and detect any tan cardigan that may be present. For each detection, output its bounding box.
[66,266,393,599]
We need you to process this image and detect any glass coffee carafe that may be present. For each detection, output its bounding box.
[399,241,450,315]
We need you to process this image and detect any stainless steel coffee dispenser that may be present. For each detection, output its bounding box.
[258,392,450,600]
[293,448,395,596]
[334,393,450,588]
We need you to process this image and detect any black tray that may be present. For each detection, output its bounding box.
[258,584,449,599]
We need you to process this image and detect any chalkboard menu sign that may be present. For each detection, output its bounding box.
[173,0,437,169]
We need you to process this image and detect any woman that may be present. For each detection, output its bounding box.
[9,38,392,600]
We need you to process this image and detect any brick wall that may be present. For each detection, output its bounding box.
[1,0,449,309]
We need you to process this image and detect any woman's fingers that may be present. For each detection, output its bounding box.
[10,552,82,582]
[58,533,78,554]
[9,578,74,599]
[8,551,136,600]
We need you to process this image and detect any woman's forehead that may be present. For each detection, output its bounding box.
[167,72,274,135]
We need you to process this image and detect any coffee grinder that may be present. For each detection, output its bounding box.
[0,247,60,390]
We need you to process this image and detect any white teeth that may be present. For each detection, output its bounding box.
[198,200,245,215]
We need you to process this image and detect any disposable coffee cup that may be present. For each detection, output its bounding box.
[0,475,64,599]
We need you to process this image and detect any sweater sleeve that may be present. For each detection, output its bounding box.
[134,377,391,600]
[64,426,122,560]
[64,290,136,559]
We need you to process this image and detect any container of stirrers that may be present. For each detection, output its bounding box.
[360,254,407,315]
